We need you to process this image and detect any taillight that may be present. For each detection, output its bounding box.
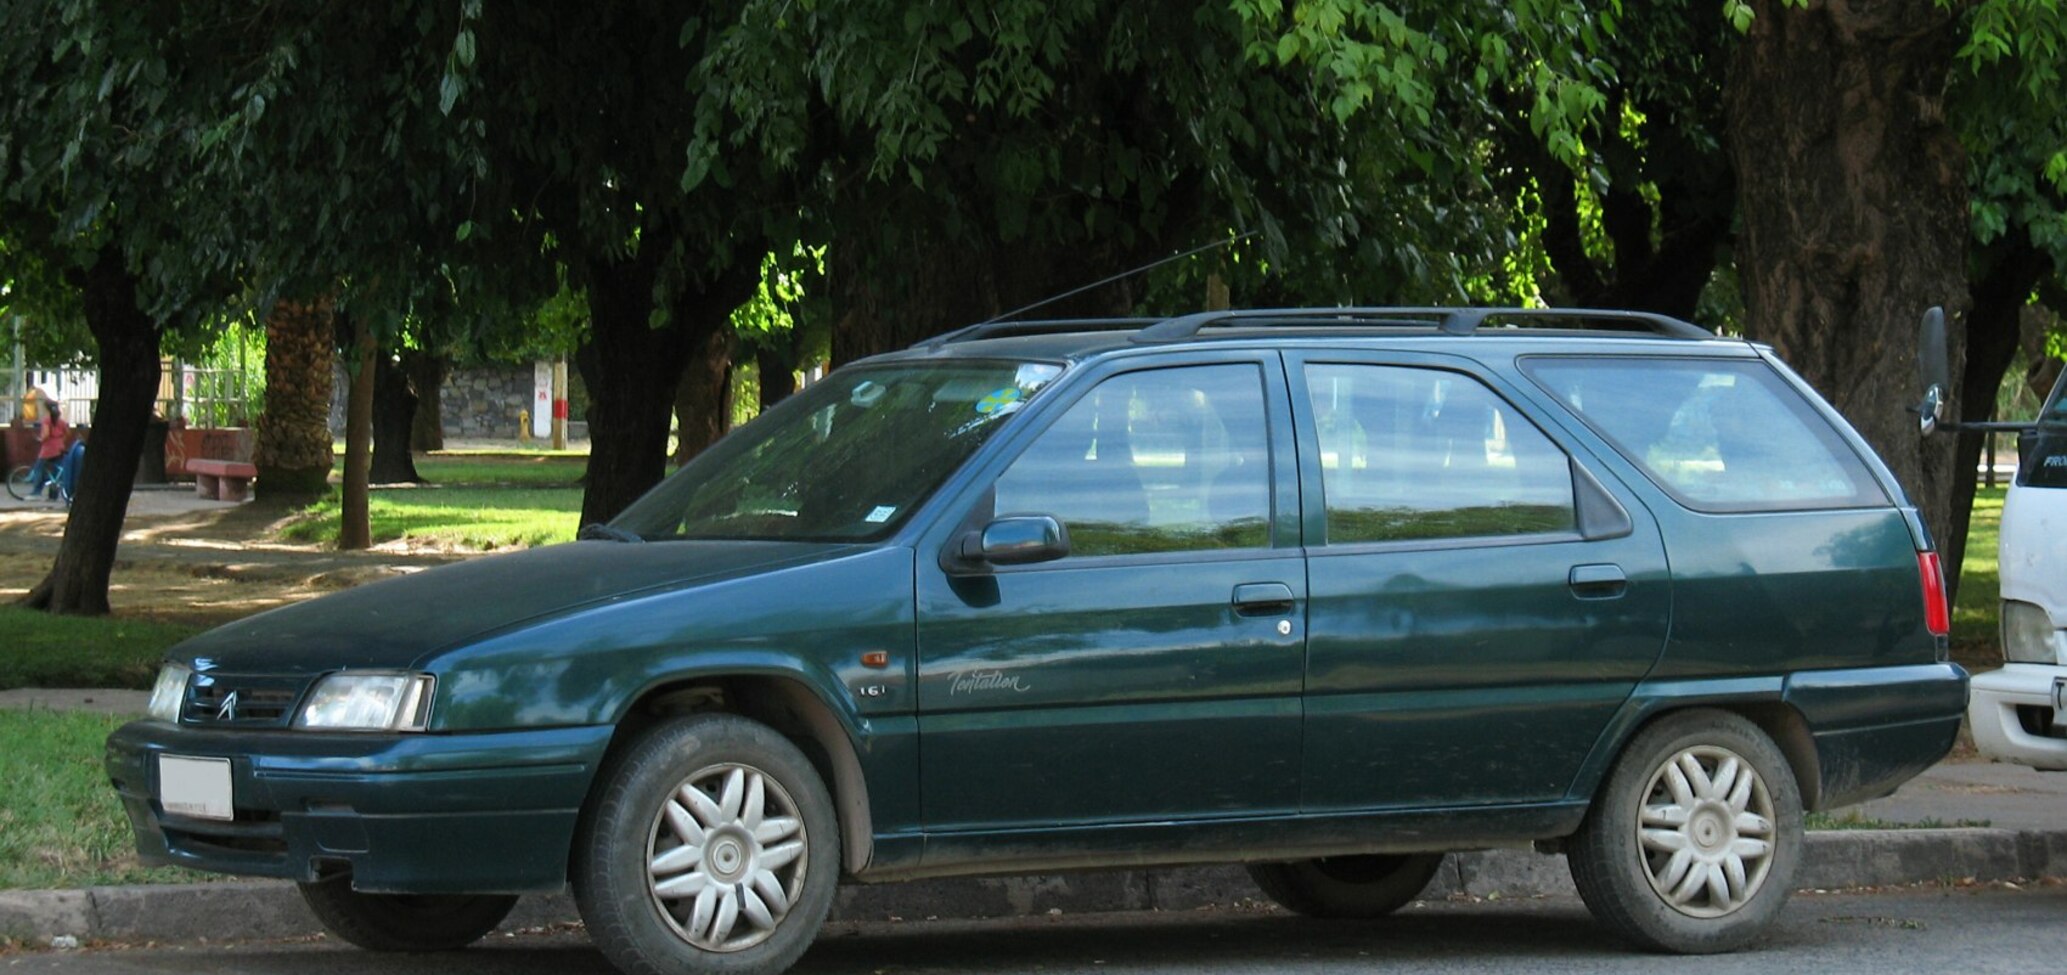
[1918,551,1949,638]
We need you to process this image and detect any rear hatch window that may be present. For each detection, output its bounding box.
[1522,357,1887,513]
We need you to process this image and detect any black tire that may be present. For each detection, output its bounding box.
[1568,709,1803,954]
[1246,853,1446,919]
[296,875,517,951]
[574,714,839,975]
[6,466,33,501]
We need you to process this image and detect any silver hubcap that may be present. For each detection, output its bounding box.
[645,764,807,952]
[1637,745,1776,918]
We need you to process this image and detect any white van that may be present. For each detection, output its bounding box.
[1968,367,2067,769]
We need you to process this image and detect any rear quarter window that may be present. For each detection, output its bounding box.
[1522,357,1887,513]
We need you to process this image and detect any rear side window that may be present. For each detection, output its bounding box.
[1305,363,1575,543]
[1523,357,1885,513]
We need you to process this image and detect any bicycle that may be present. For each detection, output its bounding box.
[5,463,68,503]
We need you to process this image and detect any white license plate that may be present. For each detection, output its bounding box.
[158,755,234,821]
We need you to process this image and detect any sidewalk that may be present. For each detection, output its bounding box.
[1,688,2061,947]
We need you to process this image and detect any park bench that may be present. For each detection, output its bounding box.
[187,458,257,502]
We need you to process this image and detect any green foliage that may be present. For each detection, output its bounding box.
[0,709,200,889]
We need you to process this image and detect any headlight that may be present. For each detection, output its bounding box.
[147,663,191,723]
[2002,600,2066,665]
[296,673,435,731]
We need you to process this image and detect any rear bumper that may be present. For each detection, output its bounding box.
[105,719,614,894]
[1968,664,2067,771]
[1784,663,1969,808]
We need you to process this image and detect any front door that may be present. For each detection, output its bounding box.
[915,357,1306,831]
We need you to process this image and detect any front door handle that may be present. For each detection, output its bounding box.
[1569,563,1628,600]
[1232,582,1296,616]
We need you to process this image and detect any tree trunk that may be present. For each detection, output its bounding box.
[254,297,337,501]
[672,326,735,466]
[371,348,423,484]
[339,313,376,550]
[575,252,761,525]
[1725,0,1969,552]
[21,248,161,615]
[404,350,448,452]
[756,342,797,409]
[1945,240,2046,597]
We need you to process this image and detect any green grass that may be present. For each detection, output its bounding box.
[281,485,582,549]
[0,608,202,691]
[0,709,198,890]
[414,454,587,487]
[1951,486,2005,660]
[1806,810,1992,831]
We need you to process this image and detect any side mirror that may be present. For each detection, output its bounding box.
[1917,306,1950,436]
[959,515,1070,567]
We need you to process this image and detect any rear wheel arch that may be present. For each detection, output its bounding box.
[591,673,875,877]
[1583,700,1822,816]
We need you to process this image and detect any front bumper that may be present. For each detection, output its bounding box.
[1968,664,2067,771]
[106,720,615,894]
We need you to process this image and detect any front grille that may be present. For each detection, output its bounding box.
[183,675,309,727]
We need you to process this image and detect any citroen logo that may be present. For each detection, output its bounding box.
[215,690,239,722]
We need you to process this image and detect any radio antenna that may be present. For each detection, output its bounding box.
[977,230,1257,326]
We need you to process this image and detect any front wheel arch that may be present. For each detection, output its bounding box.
[589,673,875,877]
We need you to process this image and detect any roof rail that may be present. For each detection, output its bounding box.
[910,318,1161,352]
[1131,307,1713,343]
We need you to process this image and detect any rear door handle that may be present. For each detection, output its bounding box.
[1569,563,1628,599]
[1232,582,1296,616]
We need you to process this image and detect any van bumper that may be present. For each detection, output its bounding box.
[1967,664,2067,772]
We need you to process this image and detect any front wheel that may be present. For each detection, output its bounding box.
[5,465,35,501]
[574,714,839,975]
[1568,709,1802,954]
[296,876,516,951]
[1246,853,1445,919]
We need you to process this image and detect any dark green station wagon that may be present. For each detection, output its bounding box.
[109,308,1968,974]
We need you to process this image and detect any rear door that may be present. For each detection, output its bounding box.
[1288,351,1671,812]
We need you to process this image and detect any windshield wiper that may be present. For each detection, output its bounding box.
[577,523,645,543]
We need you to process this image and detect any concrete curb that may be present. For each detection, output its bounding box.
[3,828,2061,947]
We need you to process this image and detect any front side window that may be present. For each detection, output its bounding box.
[992,364,1271,558]
[1305,364,1575,543]
[1523,357,1884,512]
[2021,370,2067,488]
[613,360,1063,541]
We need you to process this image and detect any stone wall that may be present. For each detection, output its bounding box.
[329,362,536,440]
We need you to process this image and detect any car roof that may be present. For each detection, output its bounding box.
[862,307,1759,368]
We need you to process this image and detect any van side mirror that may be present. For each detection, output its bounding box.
[1917,306,1950,437]
[958,515,1070,567]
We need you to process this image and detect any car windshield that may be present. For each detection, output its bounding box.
[611,360,1064,541]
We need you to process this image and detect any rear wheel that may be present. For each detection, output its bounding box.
[296,876,516,951]
[1246,853,1446,919]
[574,714,839,975]
[5,465,34,501]
[1568,709,1802,953]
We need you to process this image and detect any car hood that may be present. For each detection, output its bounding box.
[173,540,866,675]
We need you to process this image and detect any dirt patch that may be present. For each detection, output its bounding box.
[0,491,470,629]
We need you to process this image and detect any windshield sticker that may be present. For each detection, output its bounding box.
[976,387,1024,416]
[864,505,898,523]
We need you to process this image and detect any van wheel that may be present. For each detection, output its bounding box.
[296,876,516,951]
[574,714,839,975]
[1569,709,1802,953]
[1246,853,1446,918]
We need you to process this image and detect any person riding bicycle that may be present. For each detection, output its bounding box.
[24,402,68,501]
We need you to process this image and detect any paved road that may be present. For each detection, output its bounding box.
[6,885,2061,975]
